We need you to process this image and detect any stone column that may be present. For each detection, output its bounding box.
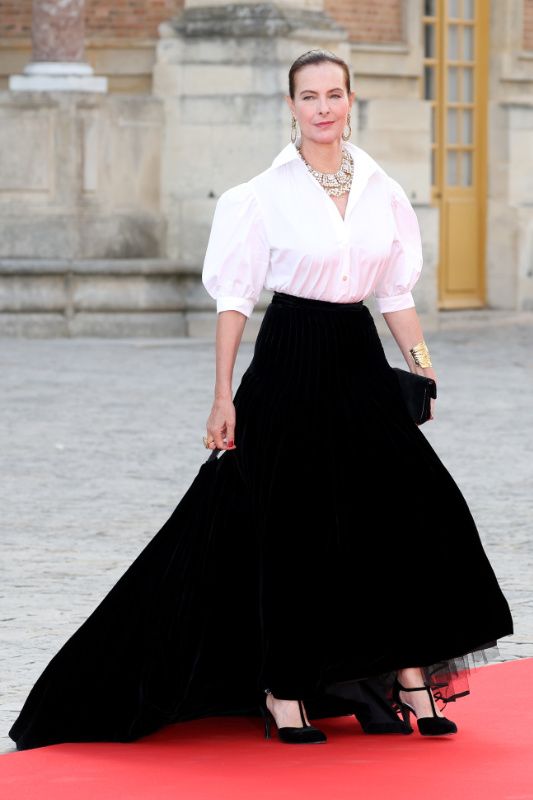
[9,0,107,92]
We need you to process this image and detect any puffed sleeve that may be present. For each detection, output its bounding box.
[373,177,424,314]
[202,181,271,318]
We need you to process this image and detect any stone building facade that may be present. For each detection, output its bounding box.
[0,0,532,338]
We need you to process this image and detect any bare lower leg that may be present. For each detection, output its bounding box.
[266,693,311,727]
[396,666,444,718]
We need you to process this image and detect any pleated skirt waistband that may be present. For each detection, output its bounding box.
[271,291,364,311]
[250,288,381,383]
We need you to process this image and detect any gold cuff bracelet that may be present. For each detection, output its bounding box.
[409,340,432,368]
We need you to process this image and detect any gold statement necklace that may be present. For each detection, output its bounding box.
[296,145,354,198]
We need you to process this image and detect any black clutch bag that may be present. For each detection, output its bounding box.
[391,367,437,426]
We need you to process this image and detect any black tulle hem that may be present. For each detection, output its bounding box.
[280,639,505,727]
[414,639,501,706]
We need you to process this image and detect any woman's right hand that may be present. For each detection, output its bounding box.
[205,397,237,450]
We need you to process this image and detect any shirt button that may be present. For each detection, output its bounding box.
[342,275,348,281]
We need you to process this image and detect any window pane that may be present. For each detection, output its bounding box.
[463,0,474,19]
[448,67,458,101]
[448,0,459,17]
[461,151,473,186]
[463,67,474,102]
[424,0,436,17]
[447,150,458,185]
[448,25,459,59]
[447,108,458,144]
[424,23,436,58]
[463,25,474,60]
[425,65,435,100]
[463,109,473,144]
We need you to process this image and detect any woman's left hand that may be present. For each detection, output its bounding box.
[414,365,437,421]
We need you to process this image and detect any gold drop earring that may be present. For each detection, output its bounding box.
[291,115,298,144]
[342,112,352,141]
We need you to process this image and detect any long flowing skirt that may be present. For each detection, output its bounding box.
[9,291,514,750]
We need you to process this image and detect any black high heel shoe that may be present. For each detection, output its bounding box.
[259,688,327,744]
[391,677,458,736]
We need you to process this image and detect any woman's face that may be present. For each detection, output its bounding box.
[286,62,355,146]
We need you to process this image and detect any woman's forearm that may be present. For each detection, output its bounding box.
[381,307,435,376]
[214,310,247,399]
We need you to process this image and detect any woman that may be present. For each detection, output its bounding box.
[9,50,513,751]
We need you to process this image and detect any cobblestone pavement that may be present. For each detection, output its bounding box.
[1,312,532,754]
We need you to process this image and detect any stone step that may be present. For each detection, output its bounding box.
[1,259,531,338]
[0,258,267,338]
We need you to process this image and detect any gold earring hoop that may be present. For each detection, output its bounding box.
[291,115,298,144]
[342,112,352,141]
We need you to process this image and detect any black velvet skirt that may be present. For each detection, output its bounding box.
[9,290,514,750]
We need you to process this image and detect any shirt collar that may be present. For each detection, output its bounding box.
[270,135,383,185]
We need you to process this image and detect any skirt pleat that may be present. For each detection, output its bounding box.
[9,291,514,750]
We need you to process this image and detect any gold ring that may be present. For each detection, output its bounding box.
[203,435,215,448]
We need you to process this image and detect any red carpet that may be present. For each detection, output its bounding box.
[2,658,531,800]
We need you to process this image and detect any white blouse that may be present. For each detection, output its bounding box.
[202,135,423,317]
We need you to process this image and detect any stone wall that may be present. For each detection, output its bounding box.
[0,90,193,336]
[0,91,163,258]
[488,2,533,311]
[324,0,403,43]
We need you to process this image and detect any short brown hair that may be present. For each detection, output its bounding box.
[288,49,351,100]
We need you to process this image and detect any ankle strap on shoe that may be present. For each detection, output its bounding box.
[396,680,439,717]
[397,683,431,692]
